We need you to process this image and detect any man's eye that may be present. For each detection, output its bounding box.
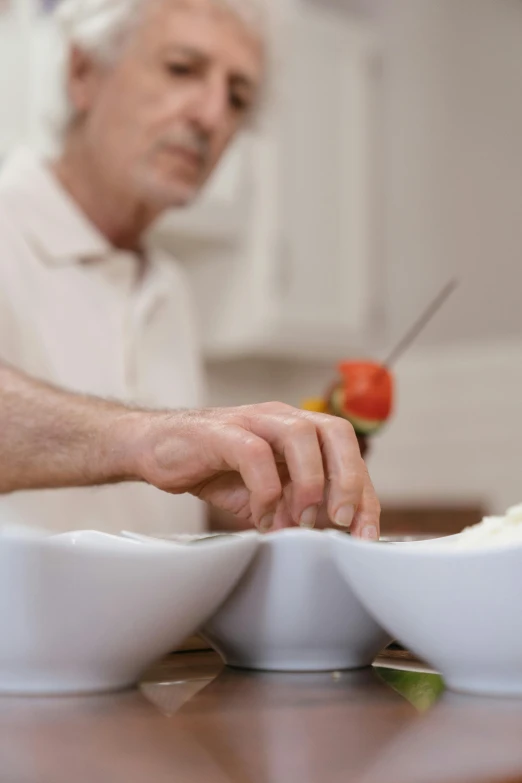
[167,62,194,77]
[230,93,250,113]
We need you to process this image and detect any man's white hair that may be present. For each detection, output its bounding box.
[46,0,270,145]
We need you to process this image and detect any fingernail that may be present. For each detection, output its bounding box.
[300,505,318,529]
[334,505,355,528]
[258,513,275,533]
[362,524,379,540]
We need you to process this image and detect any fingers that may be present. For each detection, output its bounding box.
[218,425,283,530]
[246,411,325,528]
[283,411,378,536]
[271,492,294,530]
[305,413,366,529]
[243,403,371,533]
[317,418,380,537]
[349,463,381,540]
[204,403,379,536]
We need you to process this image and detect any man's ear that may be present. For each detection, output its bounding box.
[67,44,103,114]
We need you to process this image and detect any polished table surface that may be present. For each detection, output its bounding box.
[2,649,522,783]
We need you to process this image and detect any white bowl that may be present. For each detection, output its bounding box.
[201,529,390,672]
[0,527,258,695]
[333,535,522,696]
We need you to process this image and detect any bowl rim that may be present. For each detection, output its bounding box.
[0,526,259,559]
[332,531,522,559]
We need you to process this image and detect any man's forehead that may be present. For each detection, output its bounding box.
[136,0,264,79]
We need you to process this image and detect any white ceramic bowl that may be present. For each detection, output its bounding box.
[0,527,258,695]
[201,529,391,672]
[333,534,522,696]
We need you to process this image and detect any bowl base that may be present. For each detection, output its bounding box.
[445,673,522,699]
[222,655,374,673]
[0,674,137,697]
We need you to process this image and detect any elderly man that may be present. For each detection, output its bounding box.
[0,0,375,536]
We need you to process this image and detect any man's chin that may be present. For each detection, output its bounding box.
[136,172,200,211]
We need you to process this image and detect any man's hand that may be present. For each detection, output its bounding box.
[0,364,379,537]
[116,402,380,538]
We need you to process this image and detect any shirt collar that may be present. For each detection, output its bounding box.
[0,147,113,265]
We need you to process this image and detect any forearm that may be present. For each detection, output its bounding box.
[0,363,137,493]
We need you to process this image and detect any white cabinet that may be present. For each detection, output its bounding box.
[0,3,31,159]
[163,5,381,360]
[274,9,376,347]
[0,3,58,159]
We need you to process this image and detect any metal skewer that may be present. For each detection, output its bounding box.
[381,278,459,369]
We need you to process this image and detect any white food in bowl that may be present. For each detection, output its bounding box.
[453,503,522,548]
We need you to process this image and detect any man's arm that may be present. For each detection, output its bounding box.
[0,363,380,538]
[0,362,133,492]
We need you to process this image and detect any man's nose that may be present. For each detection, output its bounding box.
[188,73,230,135]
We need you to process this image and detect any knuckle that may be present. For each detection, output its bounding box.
[335,470,365,495]
[272,400,293,411]
[367,488,381,515]
[294,472,325,495]
[363,471,379,500]
[261,400,290,414]
[240,435,271,460]
[261,484,283,505]
[286,417,315,437]
[361,483,381,518]
[308,470,326,487]
[333,417,356,438]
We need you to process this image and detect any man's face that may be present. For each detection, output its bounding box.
[70,0,264,209]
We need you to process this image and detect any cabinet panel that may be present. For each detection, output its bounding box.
[0,7,30,157]
[277,11,375,335]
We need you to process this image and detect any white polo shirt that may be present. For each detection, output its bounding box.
[0,148,206,534]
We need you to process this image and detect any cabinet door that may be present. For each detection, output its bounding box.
[26,13,61,153]
[276,9,376,338]
[0,5,30,158]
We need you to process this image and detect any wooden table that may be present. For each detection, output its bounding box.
[1,649,521,783]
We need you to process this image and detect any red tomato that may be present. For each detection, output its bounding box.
[338,361,394,421]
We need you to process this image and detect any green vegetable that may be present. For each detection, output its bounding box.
[374,667,445,712]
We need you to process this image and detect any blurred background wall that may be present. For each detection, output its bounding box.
[1,0,522,518]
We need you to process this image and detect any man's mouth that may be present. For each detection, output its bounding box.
[166,145,203,170]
